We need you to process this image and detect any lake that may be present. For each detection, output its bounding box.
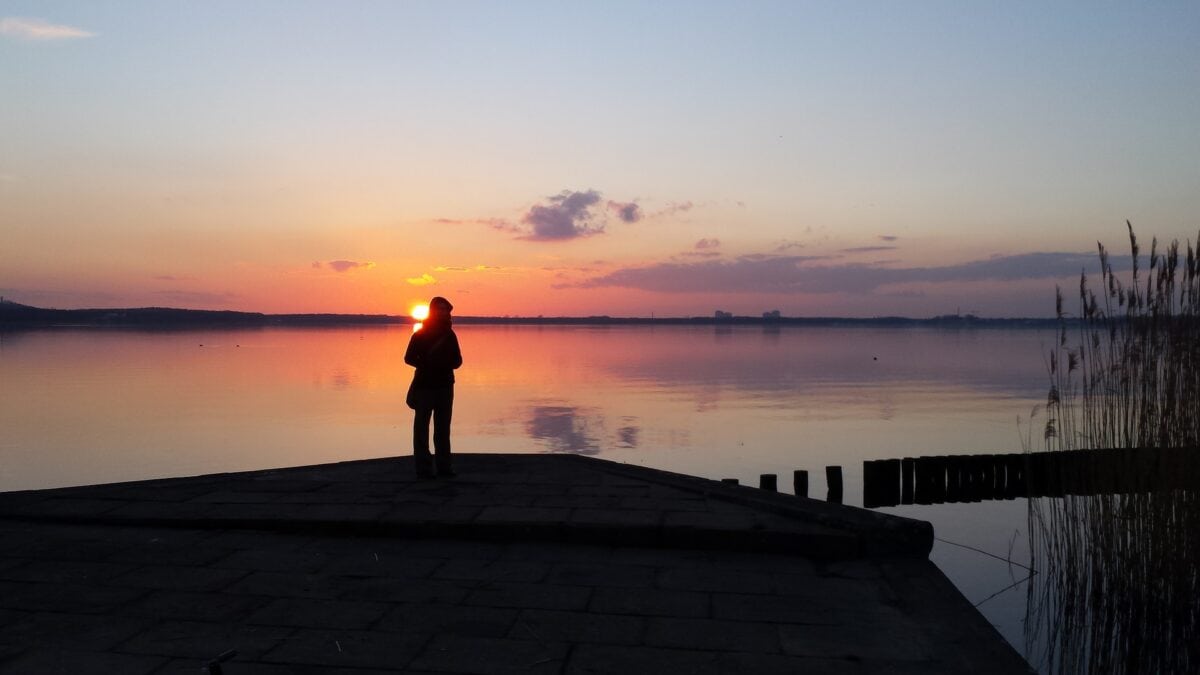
[0,324,1054,663]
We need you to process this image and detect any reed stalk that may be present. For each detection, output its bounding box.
[1026,222,1199,674]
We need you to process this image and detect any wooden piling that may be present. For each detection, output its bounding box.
[826,465,843,504]
[759,474,777,491]
[900,457,914,505]
[793,470,808,498]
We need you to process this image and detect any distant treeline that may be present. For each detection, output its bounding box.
[0,300,1059,329]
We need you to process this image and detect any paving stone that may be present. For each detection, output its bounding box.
[6,537,128,562]
[212,548,331,573]
[475,506,572,524]
[320,552,445,578]
[112,564,249,592]
[400,539,505,560]
[773,571,884,601]
[0,559,136,584]
[203,503,307,521]
[566,643,723,675]
[568,508,663,527]
[224,572,342,600]
[151,660,386,675]
[261,628,427,670]
[126,590,271,622]
[375,603,519,638]
[531,495,622,509]
[0,649,166,675]
[510,609,644,645]
[106,540,235,567]
[500,542,615,564]
[711,592,843,625]
[779,622,933,660]
[545,562,656,588]
[4,611,151,651]
[663,510,761,530]
[708,549,816,574]
[465,581,592,611]
[408,634,568,674]
[334,576,471,604]
[0,608,28,628]
[107,502,212,520]
[379,502,482,523]
[433,558,549,583]
[657,566,775,595]
[452,493,538,507]
[119,619,295,660]
[0,580,147,614]
[302,503,389,522]
[200,530,312,552]
[589,587,709,618]
[620,496,710,512]
[189,491,287,504]
[644,616,782,653]
[12,498,124,518]
[246,597,390,630]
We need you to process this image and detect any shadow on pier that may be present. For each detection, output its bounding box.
[861,447,1200,508]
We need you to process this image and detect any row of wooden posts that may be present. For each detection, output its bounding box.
[722,467,845,503]
[724,447,1199,508]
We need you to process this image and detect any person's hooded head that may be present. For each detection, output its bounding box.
[423,296,454,332]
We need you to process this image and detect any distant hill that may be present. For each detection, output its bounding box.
[1,299,1059,329]
[0,300,398,328]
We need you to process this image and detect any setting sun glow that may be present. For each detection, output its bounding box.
[411,304,429,332]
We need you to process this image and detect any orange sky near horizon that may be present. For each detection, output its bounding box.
[3,3,1198,318]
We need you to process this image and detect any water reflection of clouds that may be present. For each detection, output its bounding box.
[522,404,641,454]
[525,405,601,454]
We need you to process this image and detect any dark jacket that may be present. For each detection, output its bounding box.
[404,325,462,389]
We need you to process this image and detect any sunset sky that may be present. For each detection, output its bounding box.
[3,2,1198,318]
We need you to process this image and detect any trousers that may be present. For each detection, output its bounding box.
[412,385,453,474]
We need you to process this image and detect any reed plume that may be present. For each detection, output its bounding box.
[1026,222,1199,674]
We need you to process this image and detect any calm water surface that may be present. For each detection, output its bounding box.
[0,324,1053,661]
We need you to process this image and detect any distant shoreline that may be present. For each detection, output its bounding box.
[0,300,1060,329]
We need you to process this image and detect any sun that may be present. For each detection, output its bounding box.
[410,304,429,332]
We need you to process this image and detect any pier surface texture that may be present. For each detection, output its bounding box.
[0,454,1032,673]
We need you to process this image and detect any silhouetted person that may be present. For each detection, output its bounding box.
[405,296,462,478]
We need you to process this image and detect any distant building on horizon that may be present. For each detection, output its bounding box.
[714,310,733,320]
[762,310,781,320]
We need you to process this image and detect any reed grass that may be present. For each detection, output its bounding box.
[1026,222,1199,674]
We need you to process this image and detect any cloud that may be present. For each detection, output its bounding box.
[521,189,605,241]
[568,251,1115,295]
[1,17,94,40]
[406,273,437,286]
[608,200,642,223]
[695,238,720,250]
[648,201,694,219]
[878,235,899,242]
[774,240,805,252]
[840,246,898,254]
[315,260,375,273]
[152,275,198,282]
